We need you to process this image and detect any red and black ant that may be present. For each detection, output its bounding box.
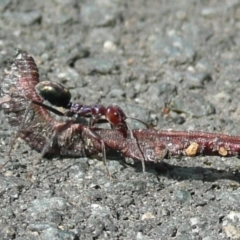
[32,81,149,176]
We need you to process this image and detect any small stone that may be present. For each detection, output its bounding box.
[226,211,240,222]
[75,57,119,75]
[0,0,10,12]
[103,40,116,51]
[174,190,191,203]
[170,92,215,117]
[190,217,200,226]
[81,0,120,27]
[3,10,42,26]
[141,212,155,220]
[108,88,125,98]
[41,227,77,240]
[0,226,16,239]
[218,146,228,156]
[223,224,240,239]
[201,8,218,18]
[185,142,199,157]
[149,34,196,64]
[184,72,212,89]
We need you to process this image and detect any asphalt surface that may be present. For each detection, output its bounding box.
[1,0,240,239]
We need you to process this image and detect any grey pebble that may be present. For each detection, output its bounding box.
[108,88,125,98]
[143,81,177,111]
[81,0,120,27]
[202,237,217,240]
[123,104,153,128]
[41,227,77,240]
[217,189,240,208]
[0,226,16,240]
[0,175,30,192]
[87,28,117,49]
[0,0,10,12]
[151,222,177,239]
[91,203,111,217]
[222,223,240,239]
[149,34,196,64]
[65,47,90,67]
[41,1,80,25]
[201,7,219,18]
[183,72,212,89]
[28,197,68,221]
[136,232,152,240]
[28,223,56,232]
[175,234,195,240]
[170,92,215,117]
[174,189,191,203]
[75,57,119,75]
[3,10,42,26]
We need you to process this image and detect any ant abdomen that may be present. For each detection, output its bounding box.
[35,81,71,108]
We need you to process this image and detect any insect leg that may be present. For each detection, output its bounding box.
[0,101,33,169]
[85,128,111,178]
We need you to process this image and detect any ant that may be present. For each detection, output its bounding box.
[32,81,149,176]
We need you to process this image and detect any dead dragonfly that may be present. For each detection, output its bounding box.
[1,49,240,173]
[32,80,149,175]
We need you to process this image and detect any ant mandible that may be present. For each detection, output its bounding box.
[32,81,149,175]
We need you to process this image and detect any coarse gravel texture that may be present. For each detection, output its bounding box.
[1,0,240,239]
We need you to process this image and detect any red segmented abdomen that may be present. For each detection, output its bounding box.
[1,49,57,153]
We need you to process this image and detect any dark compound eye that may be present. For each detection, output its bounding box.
[35,81,71,108]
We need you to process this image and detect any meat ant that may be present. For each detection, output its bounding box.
[32,81,149,176]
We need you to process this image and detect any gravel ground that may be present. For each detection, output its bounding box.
[1,0,240,239]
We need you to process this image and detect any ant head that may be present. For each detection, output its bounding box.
[106,105,127,126]
[35,81,71,108]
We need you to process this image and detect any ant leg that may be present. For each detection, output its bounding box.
[0,100,33,169]
[34,119,75,165]
[127,117,152,129]
[100,138,110,177]
[31,101,74,164]
[32,100,65,116]
[124,115,154,172]
[33,129,56,165]
[85,128,111,178]
[124,122,146,173]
